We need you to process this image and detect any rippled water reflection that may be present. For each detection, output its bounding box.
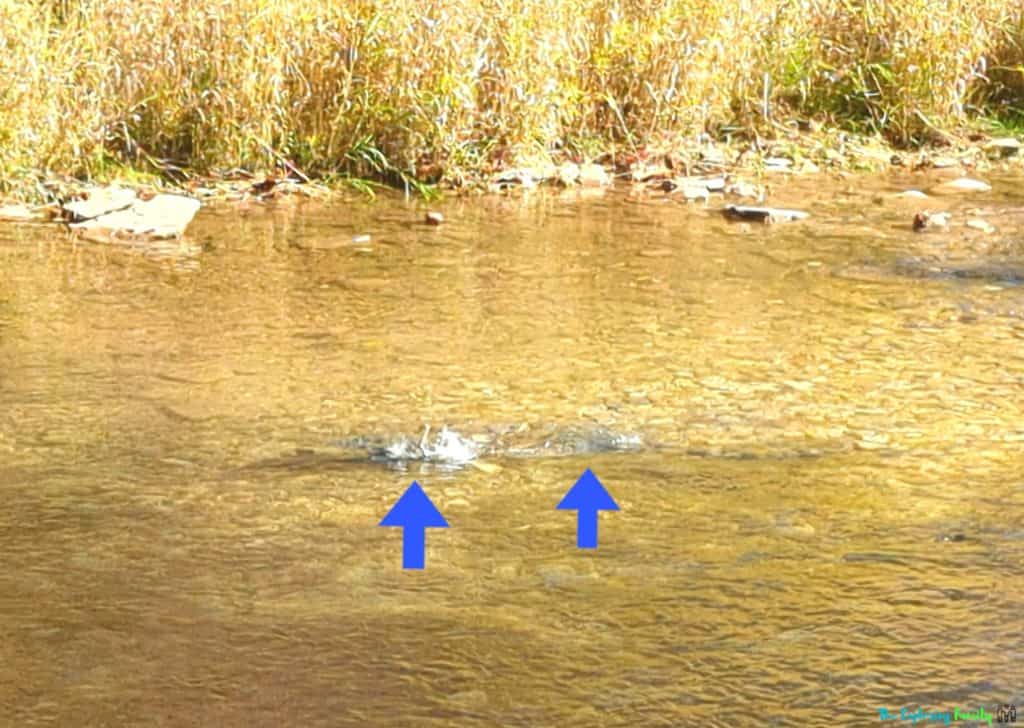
[1,176,1022,726]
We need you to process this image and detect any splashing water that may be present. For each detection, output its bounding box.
[373,425,479,465]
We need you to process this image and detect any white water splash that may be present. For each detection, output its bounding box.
[378,425,479,465]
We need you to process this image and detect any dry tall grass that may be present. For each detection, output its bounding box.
[1,0,1023,193]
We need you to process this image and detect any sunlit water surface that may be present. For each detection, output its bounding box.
[1,175,1022,726]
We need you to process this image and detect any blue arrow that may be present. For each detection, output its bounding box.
[556,468,619,549]
[379,481,449,569]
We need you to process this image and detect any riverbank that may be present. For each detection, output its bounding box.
[2,126,1022,222]
[1,0,1023,202]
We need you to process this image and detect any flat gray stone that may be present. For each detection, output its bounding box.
[63,187,137,222]
[930,177,992,195]
[69,194,200,238]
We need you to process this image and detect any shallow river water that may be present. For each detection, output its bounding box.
[1,175,1023,726]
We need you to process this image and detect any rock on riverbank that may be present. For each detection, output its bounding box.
[63,187,200,240]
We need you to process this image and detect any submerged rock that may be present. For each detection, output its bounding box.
[64,188,200,239]
[930,177,992,195]
[893,189,929,200]
[722,205,808,223]
[965,218,996,234]
[520,426,643,456]
[847,258,1024,285]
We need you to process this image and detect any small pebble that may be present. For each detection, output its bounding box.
[424,211,444,225]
